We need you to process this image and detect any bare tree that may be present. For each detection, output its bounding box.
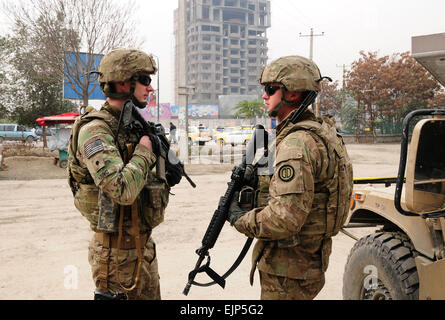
[3,0,142,106]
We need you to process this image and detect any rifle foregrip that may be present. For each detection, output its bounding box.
[201,206,227,249]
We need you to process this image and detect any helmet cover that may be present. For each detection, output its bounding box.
[258,55,322,92]
[98,48,157,84]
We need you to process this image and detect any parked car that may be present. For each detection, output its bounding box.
[215,126,253,146]
[0,123,38,143]
[188,126,212,146]
[212,126,225,139]
[35,127,56,140]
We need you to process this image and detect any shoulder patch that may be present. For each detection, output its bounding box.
[84,139,104,159]
[278,164,295,182]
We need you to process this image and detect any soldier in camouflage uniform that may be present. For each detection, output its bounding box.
[227,56,353,300]
[68,48,179,300]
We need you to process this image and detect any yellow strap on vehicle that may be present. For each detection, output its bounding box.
[354,177,402,183]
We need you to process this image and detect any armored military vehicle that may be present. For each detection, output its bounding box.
[342,32,445,300]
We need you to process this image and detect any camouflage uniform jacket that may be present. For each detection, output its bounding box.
[234,109,352,281]
[68,102,158,233]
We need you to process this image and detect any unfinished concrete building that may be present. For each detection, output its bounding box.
[174,0,271,108]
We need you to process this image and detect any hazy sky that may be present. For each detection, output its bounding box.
[2,0,444,103]
[136,0,445,103]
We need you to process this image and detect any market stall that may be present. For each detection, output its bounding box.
[35,112,79,168]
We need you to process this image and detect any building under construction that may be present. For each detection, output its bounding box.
[174,0,271,111]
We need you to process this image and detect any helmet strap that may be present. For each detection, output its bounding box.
[102,78,147,108]
[267,85,302,118]
[129,76,147,109]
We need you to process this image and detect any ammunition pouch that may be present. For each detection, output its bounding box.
[255,175,271,208]
[239,169,272,212]
[239,186,255,211]
[97,189,120,232]
[73,183,100,229]
[140,170,170,229]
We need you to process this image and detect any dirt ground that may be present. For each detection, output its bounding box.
[0,143,401,300]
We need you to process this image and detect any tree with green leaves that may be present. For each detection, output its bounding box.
[233,99,266,124]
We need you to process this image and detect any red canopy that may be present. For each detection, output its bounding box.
[36,112,79,126]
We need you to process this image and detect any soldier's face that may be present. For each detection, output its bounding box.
[133,73,154,103]
[262,82,283,114]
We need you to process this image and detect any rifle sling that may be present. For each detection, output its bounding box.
[115,143,144,292]
[190,237,253,288]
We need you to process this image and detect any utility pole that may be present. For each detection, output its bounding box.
[299,28,325,61]
[336,64,350,113]
[152,54,160,123]
[299,28,325,115]
[336,64,350,89]
[177,86,195,163]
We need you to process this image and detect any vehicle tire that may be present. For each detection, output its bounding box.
[199,141,205,146]
[343,232,419,300]
[25,136,34,144]
[0,136,4,144]
[59,159,68,169]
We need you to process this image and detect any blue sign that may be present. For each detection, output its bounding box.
[63,52,105,100]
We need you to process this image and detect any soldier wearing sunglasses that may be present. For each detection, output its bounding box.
[227,56,353,300]
[68,48,171,300]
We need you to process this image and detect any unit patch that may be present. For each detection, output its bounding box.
[84,139,104,159]
[278,165,295,182]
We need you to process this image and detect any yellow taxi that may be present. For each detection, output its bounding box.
[215,126,253,146]
[188,126,212,146]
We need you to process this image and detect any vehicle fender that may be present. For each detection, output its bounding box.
[347,187,436,259]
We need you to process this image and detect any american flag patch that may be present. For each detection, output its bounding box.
[84,140,104,159]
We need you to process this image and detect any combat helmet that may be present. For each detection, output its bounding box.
[97,48,157,108]
[258,55,331,117]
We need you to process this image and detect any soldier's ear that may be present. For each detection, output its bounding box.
[115,82,129,93]
[286,92,302,102]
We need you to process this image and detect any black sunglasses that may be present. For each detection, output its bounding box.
[136,75,152,86]
[264,85,281,96]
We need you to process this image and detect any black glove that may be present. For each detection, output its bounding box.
[165,162,183,187]
[148,134,161,156]
[227,191,248,226]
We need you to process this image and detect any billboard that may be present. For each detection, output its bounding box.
[170,105,219,119]
[139,103,172,121]
[63,52,105,101]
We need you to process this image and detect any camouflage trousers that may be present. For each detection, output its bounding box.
[88,234,161,300]
[259,271,325,300]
